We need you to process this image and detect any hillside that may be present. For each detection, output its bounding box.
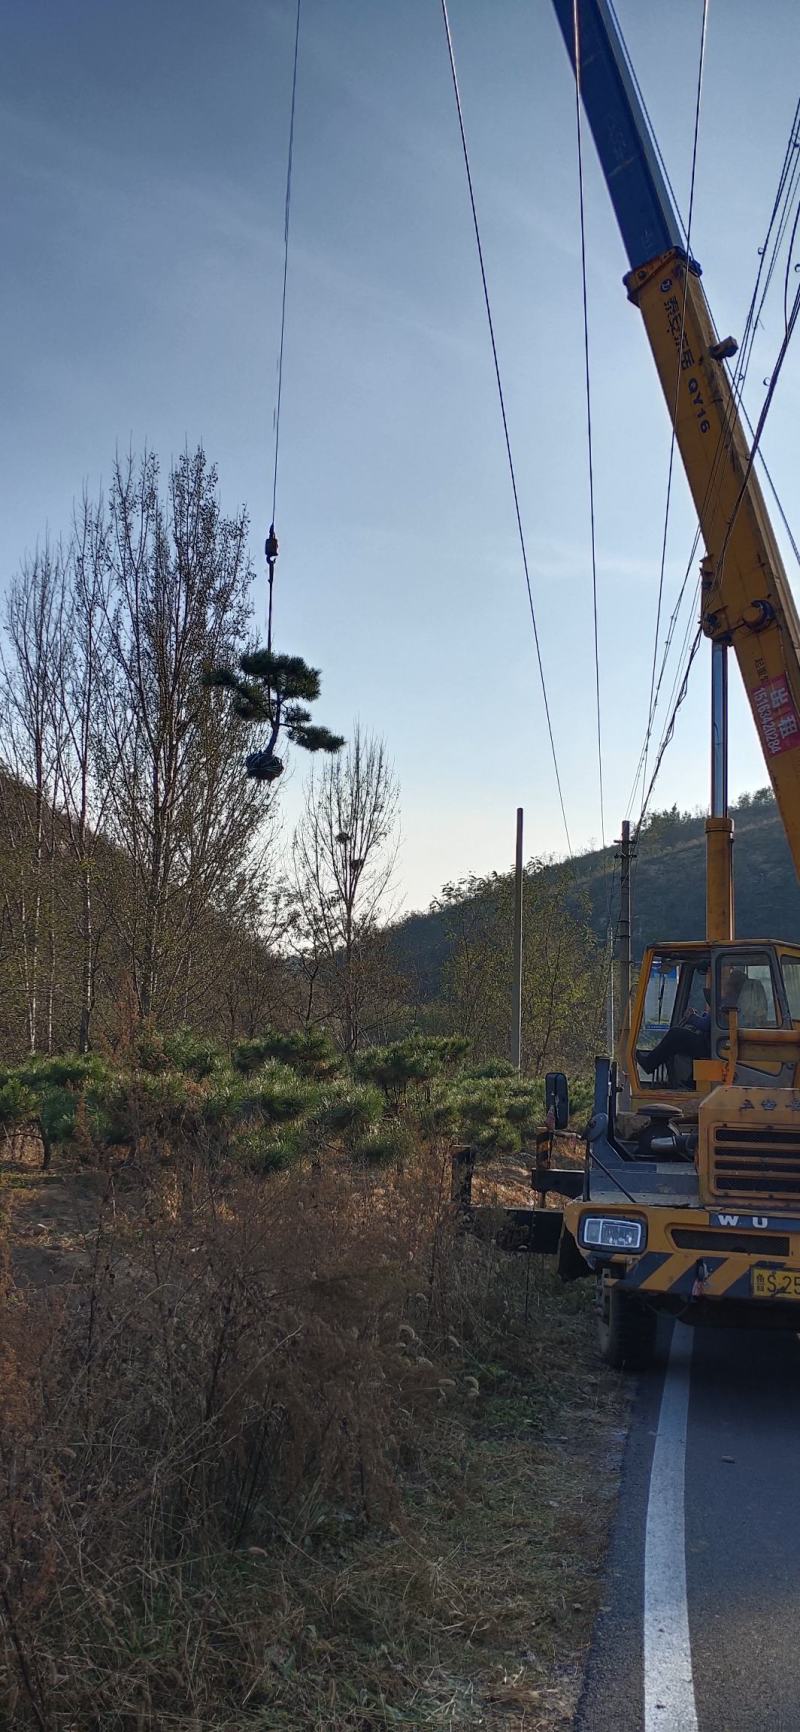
[575,790,800,953]
[392,789,800,990]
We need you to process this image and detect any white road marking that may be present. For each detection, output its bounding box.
[644,1323,698,1732]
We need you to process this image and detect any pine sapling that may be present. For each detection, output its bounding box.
[203,648,344,783]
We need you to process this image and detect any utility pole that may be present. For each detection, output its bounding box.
[616,819,634,1108]
[511,807,524,1072]
[606,923,615,1060]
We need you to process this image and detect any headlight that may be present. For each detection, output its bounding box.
[581,1216,645,1252]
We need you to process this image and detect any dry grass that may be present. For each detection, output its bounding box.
[0,1145,625,1731]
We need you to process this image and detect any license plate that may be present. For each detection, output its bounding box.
[751,1268,800,1300]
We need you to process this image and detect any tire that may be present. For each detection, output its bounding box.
[597,1278,657,1370]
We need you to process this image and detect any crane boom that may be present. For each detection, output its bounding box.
[552,0,800,929]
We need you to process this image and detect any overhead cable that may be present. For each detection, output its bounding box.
[438,0,572,856]
[635,627,704,842]
[627,92,800,821]
[717,272,800,575]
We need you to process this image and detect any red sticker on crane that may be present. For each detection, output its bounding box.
[752,675,800,755]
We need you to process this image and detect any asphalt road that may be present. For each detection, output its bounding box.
[576,1319,800,1731]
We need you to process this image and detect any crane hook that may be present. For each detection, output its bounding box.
[265,523,279,566]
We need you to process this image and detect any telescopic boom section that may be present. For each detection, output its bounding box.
[552,0,800,928]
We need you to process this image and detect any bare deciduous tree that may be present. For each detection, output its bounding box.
[0,547,63,1051]
[97,446,269,1022]
[291,725,399,1051]
[50,493,117,1050]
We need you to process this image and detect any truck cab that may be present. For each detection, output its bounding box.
[626,941,800,1113]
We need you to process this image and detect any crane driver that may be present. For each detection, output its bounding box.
[636,967,745,1079]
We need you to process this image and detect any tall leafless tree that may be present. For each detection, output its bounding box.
[48,492,118,1050]
[0,547,63,1051]
[96,446,269,1022]
[292,725,399,1051]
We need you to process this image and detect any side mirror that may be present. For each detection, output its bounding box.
[545,1071,570,1131]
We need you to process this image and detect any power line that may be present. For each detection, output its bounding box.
[572,0,606,852]
[625,93,800,822]
[733,100,800,394]
[624,549,701,820]
[743,407,800,568]
[634,265,800,826]
[438,0,572,854]
[717,272,800,575]
[635,626,704,843]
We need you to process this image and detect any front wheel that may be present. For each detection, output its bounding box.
[597,1277,657,1370]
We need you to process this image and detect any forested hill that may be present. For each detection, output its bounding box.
[576,789,800,953]
[393,789,800,992]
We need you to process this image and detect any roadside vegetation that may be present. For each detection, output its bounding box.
[0,444,623,1729]
[0,1030,620,1730]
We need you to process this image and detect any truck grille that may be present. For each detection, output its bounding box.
[671,1227,790,1255]
[711,1126,800,1202]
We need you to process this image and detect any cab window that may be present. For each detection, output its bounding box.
[782,957,800,1020]
[636,954,709,1064]
[642,956,678,1039]
[715,953,778,1028]
[684,964,709,1019]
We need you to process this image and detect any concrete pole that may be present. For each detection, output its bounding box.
[618,820,632,1043]
[511,807,524,1073]
[606,922,615,1059]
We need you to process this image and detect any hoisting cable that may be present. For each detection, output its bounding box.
[439,0,572,856]
[641,0,710,804]
[265,0,302,656]
[572,0,606,852]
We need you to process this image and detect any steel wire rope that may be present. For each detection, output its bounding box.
[640,0,710,811]
[266,0,302,655]
[572,0,606,853]
[271,0,301,530]
[438,0,572,856]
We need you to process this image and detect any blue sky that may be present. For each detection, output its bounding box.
[3,0,800,910]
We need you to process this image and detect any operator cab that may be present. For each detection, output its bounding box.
[626,941,800,1108]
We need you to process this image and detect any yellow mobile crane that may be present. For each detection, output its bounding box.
[544,0,800,1366]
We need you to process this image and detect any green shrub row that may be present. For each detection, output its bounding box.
[0,1029,590,1172]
